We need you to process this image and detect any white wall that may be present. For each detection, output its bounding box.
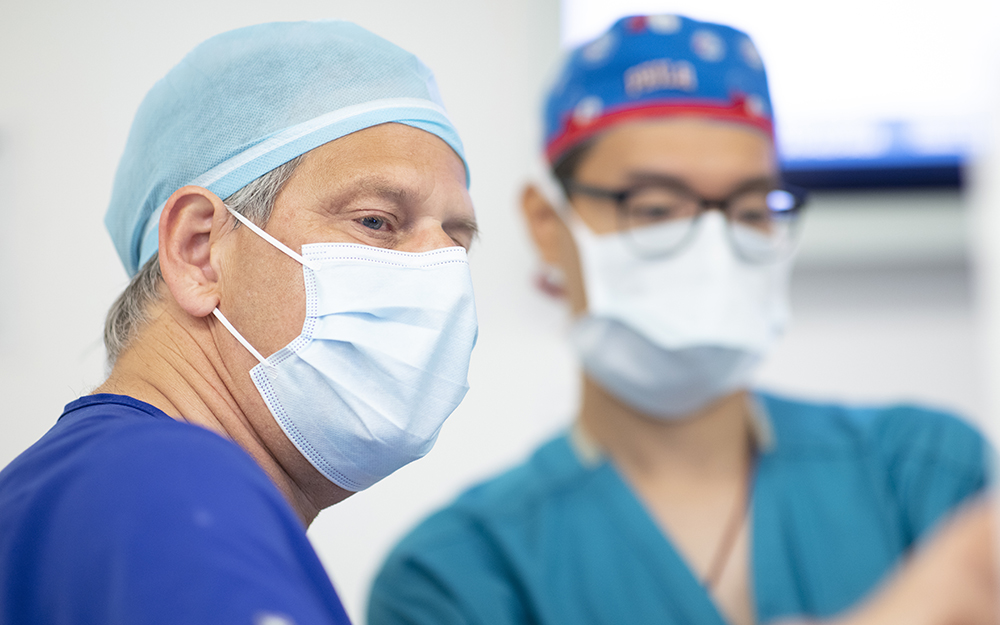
[757,192,982,421]
[756,190,986,472]
[970,78,1000,452]
[0,3,992,624]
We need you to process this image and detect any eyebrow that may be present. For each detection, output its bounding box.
[337,173,480,241]
[447,216,480,240]
[624,171,781,196]
[348,175,422,205]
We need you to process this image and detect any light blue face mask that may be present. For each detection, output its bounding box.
[214,208,478,491]
[565,212,790,420]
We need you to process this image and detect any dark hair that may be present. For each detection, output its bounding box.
[551,138,596,194]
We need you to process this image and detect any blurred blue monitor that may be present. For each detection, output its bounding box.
[778,119,969,189]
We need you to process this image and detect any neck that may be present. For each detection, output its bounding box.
[94,300,349,526]
[578,376,753,482]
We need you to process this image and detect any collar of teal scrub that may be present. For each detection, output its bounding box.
[569,393,776,468]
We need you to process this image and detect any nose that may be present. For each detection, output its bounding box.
[698,198,729,214]
[400,219,459,253]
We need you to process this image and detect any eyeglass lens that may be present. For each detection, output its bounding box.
[618,187,801,261]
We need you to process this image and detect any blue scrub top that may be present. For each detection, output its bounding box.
[0,394,352,625]
[369,392,989,625]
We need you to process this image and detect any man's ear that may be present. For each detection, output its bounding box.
[158,186,231,318]
[520,183,565,265]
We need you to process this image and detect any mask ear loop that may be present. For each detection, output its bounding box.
[213,308,272,367]
[531,155,569,214]
[529,157,573,297]
[224,205,321,272]
[211,205,321,368]
[532,156,600,238]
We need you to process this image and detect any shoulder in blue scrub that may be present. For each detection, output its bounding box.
[367,392,990,625]
[0,394,352,625]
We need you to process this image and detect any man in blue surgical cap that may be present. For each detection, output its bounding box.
[369,14,996,625]
[0,21,478,624]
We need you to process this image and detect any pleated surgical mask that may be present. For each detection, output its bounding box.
[567,211,791,418]
[214,208,478,491]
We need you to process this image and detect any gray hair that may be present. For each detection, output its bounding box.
[103,155,304,364]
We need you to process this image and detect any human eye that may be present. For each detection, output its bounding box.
[449,235,471,251]
[729,194,775,232]
[449,230,476,252]
[735,207,769,223]
[360,215,386,230]
[631,203,675,218]
[349,208,401,246]
[729,188,798,230]
[624,188,694,227]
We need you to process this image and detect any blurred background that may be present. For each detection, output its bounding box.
[1,1,998,622]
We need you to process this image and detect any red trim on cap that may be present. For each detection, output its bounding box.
[626,16,648,33]
[545,98,774,164]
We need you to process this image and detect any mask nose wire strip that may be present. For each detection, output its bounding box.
[225,205,322,272]
[212,308,274,368]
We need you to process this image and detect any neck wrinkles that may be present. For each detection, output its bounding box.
[94,299,331,526]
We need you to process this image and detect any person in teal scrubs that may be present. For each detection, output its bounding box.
[368,14,995,625]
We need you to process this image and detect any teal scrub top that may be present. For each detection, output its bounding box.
[368,393,989,625]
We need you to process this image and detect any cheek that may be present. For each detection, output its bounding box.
[221,234,308,356]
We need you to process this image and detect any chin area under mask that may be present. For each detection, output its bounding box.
[571,316,763,420]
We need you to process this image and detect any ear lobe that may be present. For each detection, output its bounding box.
[158,186,230,318]
[520,183,566,266]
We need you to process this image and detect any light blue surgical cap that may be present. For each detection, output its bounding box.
[105,20,468,277]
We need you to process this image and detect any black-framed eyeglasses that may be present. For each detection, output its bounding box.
[565,179,809,263]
